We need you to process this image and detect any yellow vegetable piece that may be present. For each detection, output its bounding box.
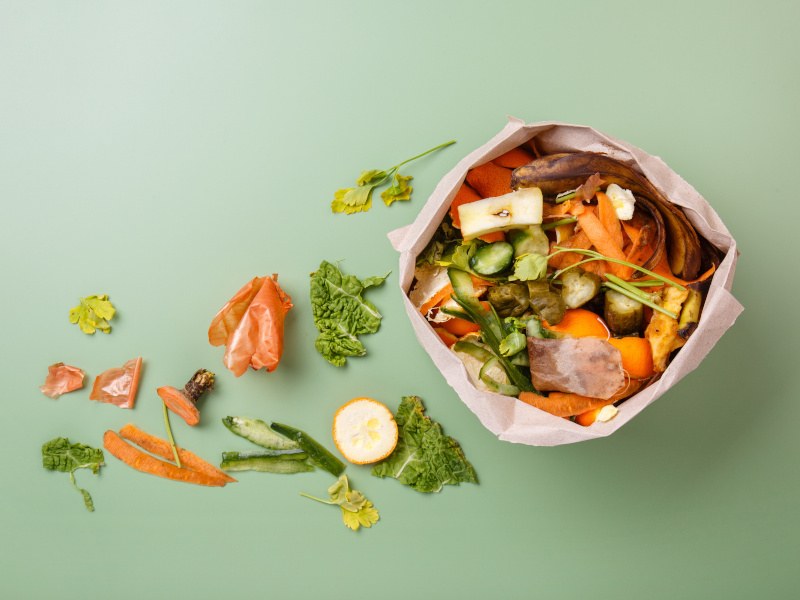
[333,398,398,465]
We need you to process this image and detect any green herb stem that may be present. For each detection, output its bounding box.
[299,492,335,505]
[542,217,578,231]
[603,281,677,319]
[554,190,577,204]
[627,279,665,287]
[549,247,686,291]
[162,401,182,468]
[604,274,658,302]
[391,140,456,170]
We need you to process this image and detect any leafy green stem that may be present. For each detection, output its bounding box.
[162,401,182,468]
[69,470,94,512]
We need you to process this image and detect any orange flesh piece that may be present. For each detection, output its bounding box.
[544,309,610,339]
[157,386,200,426]
[465,162,513,198]
[492,146,535,169]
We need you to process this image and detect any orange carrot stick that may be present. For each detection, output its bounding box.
[492,146,535,169]
[597,191,624,250]
[103,430,230,487]
[577,210,633,279]
[118,424,235,484]
[465,162,513,198]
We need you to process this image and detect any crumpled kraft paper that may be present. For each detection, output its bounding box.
[389,118,743,446]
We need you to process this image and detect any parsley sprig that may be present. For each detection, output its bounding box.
[331,140,455,214]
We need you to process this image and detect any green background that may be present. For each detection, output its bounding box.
[2,1,797,598]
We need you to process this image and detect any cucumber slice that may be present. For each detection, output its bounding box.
[220,452,315,474]
[469,242,514,275]
[222,416,300,451]
[507,226,549,258]
[269,422,345,477]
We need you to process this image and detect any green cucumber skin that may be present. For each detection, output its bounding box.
[269,422,345,477]
[221,449,308,461]
[220,456,315,474]
[222,416,299,451]
[469,242,514,275]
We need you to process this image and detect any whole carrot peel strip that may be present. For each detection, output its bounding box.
[104,430,230,487]
[117,425,235,484]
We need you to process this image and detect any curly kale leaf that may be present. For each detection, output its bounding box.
[42,437,104,512]
[309,261,388,366]
[371,396,478,493]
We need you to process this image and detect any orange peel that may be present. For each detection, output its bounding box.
[332,398,398,465]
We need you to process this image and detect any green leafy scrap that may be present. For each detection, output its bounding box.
[68,294,116,334]
[331,140,455,215]
[301,475,380,531]
[371,396,477,493]
[42,437,105,512]
[508,253,548,282]
[309,261,388,367]
[381,173,413,206]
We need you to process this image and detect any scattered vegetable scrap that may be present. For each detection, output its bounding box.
[103,425,235,487]
[301,475,379,531]
[39,363,85,399]
[42,437,104,512]
[371,396,477,493]
[221,416,344,476]
[331,140,455,215]
[208,274,293,377]
[333,397,398,465]
[157,369,215,426]
[411,147,722,427]
[89,357,142,409]
[310,261,388,366]
[69,294,116,334]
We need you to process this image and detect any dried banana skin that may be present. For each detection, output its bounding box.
[511,152,706,280]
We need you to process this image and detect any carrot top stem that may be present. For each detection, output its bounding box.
[162,401,182,468]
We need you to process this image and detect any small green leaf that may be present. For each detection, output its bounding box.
[331,185,376,215]
[356,169,388,186]
[302,475,379,532]
[508,254,548,282]
[381,172,413,206]
[42,437,104,513]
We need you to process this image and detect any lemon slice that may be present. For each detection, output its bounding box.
[333,398,398,465]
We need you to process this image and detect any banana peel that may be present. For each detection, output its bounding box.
[511,152,705,280]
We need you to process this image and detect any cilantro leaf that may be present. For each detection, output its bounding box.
[331,140,455,215]
[42,437,105,512]
[309,261,388,367]
[508,253,548,282]
[69,294,116,335]
[331,186,376,215]
[381,172,413,206]
[301,475,380,531]
[372,396,477,493]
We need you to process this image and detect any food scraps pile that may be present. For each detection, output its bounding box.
[38,141,480,531]
[410,144,721,427]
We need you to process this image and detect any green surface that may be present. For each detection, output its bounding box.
[1,1,798,598]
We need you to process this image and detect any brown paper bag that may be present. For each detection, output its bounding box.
[389,118,743,446]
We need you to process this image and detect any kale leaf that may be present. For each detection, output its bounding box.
[309,261,388,367]
[42,437,104,512]
[371,396,478,493]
